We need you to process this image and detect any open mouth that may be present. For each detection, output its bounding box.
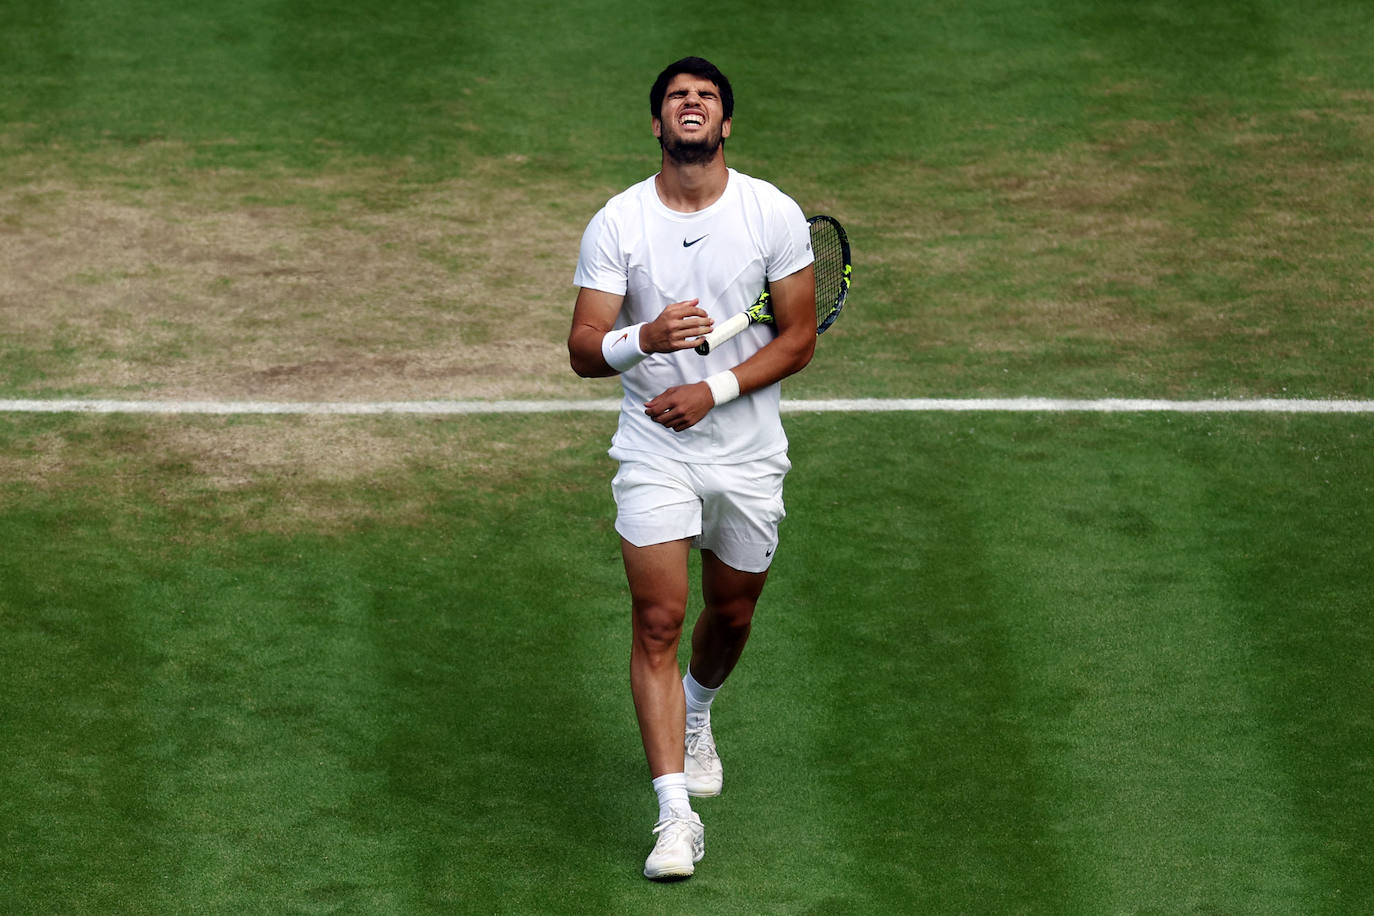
[680,113,705,128]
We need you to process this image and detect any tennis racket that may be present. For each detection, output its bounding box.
[694,215,852,356]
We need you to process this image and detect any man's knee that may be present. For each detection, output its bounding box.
[703,596,757,632]
[633,599,686,659]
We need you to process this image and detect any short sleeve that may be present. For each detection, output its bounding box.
[765,194,814,283]
[572,207,628,295]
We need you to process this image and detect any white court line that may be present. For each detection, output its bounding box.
[785,398,1374,413]
[2,397,1373,414]
[0,399,622,415]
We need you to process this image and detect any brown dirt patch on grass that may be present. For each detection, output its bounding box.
[838,103,1372,396]
[1,159,621,402]
[1,412,616,535]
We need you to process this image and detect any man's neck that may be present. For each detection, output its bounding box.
[654,155,729,213]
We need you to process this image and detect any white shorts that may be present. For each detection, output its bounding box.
[610,449,791,574]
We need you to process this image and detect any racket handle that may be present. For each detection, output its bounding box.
[694,311,751,355]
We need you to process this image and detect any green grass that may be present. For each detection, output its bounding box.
[3,0,1374,911]
[8,0,1372,172]
[5,0,1373,401]
[2,412,1371,912]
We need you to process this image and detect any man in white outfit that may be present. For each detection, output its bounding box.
[568,56,816,880]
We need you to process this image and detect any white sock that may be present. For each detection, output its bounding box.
[652,772,691,820]
[683,668,719,730]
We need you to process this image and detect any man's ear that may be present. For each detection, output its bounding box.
[652,117,662,139]
[722,118,732,139]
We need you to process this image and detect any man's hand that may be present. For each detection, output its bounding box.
[570,291,713,377]
[642,299,713,353]
[644,382,715,432]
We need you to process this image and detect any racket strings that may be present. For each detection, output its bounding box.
[809,222,848,325]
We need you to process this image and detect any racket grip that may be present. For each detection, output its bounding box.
[694,311,750,355]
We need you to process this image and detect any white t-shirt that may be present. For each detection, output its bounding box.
[574,169,814,464]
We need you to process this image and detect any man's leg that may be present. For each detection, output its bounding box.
[623,537,706,879]
[623,537,692,778]
[682,550,769,797]
[689,549,769,688]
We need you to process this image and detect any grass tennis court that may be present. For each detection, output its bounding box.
[4,411,1371,913]
[3,0,1373,912]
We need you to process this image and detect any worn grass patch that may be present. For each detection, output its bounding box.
[0,411,618,536]
[6,73,1372,405]
[817,92,1374,399]
[1,153,622,402]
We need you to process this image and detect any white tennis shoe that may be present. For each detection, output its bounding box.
[643,808,705,880]
[685,720,723,797]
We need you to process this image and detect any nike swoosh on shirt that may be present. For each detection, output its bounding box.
[682,235,709,248]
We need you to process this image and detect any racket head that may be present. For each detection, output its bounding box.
[807,215,852,334]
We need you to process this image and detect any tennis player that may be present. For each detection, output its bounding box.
[568,57,816,879]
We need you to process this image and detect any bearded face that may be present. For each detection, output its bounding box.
[660,122,725,164]
[654,74,732,165]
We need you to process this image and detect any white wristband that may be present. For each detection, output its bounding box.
[704,370,740,407]
[601,323,648,373]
